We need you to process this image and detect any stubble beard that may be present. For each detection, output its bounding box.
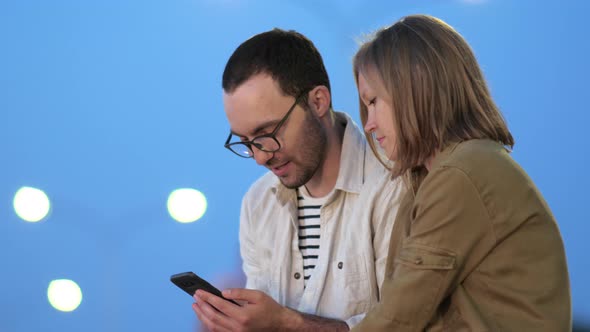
[275,112,328,189]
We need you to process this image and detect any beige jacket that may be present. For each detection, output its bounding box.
[240,112,403,327]
[353,139,571,332]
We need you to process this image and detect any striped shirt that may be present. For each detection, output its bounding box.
[297,186,329,286]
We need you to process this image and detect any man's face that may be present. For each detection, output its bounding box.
[224,74,327,189]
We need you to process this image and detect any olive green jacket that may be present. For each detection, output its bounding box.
[352,139,571,332]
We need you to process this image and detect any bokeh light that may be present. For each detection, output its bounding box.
[13,186,51,222]
[167,188,207,223]
[47,279,83,312]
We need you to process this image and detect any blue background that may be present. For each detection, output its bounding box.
[1,0,588,331]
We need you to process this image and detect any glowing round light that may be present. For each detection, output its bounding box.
[167,188,207,223]
[47,279,83,312]
[13,186,51,222]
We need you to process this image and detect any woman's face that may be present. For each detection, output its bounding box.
[357,71,397,160]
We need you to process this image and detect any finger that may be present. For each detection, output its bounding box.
[193,302,227,332]
[193,300,234,332]
[196,290,241,317]
[192,302,207,323]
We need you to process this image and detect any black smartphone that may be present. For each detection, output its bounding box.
[170,271,239,306]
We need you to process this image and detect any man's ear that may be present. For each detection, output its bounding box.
[307,85,331,118]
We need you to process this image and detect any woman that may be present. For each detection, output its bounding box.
[352,15,571,331]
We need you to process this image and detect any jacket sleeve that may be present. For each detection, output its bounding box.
[353,167,496,332]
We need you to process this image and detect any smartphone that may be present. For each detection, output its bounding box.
[170,271,239,306]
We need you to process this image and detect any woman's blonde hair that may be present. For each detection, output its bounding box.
[354,15,514,183]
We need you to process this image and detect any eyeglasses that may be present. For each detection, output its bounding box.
[224,92,307,158]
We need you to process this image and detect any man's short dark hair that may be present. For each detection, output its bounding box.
[222,28,331,101]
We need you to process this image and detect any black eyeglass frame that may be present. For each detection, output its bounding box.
[224,92,307,158]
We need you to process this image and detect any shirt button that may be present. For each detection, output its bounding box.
[294,272,301,279]
[415,257,423,265]
[338,262,343,269]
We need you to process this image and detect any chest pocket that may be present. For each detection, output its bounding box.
[377,244,457,324]
[321,254,372,317]
[395,245,456,270]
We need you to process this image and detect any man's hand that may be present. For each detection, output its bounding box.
[192,288,296,332]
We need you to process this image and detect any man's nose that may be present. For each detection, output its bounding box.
[252,149,274,166]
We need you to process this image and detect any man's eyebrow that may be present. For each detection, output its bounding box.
[231,119,281,138]
[252,119,281,136]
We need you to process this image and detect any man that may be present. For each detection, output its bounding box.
[192,28,402,331]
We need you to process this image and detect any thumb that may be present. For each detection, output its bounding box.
[222,288,264,303]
